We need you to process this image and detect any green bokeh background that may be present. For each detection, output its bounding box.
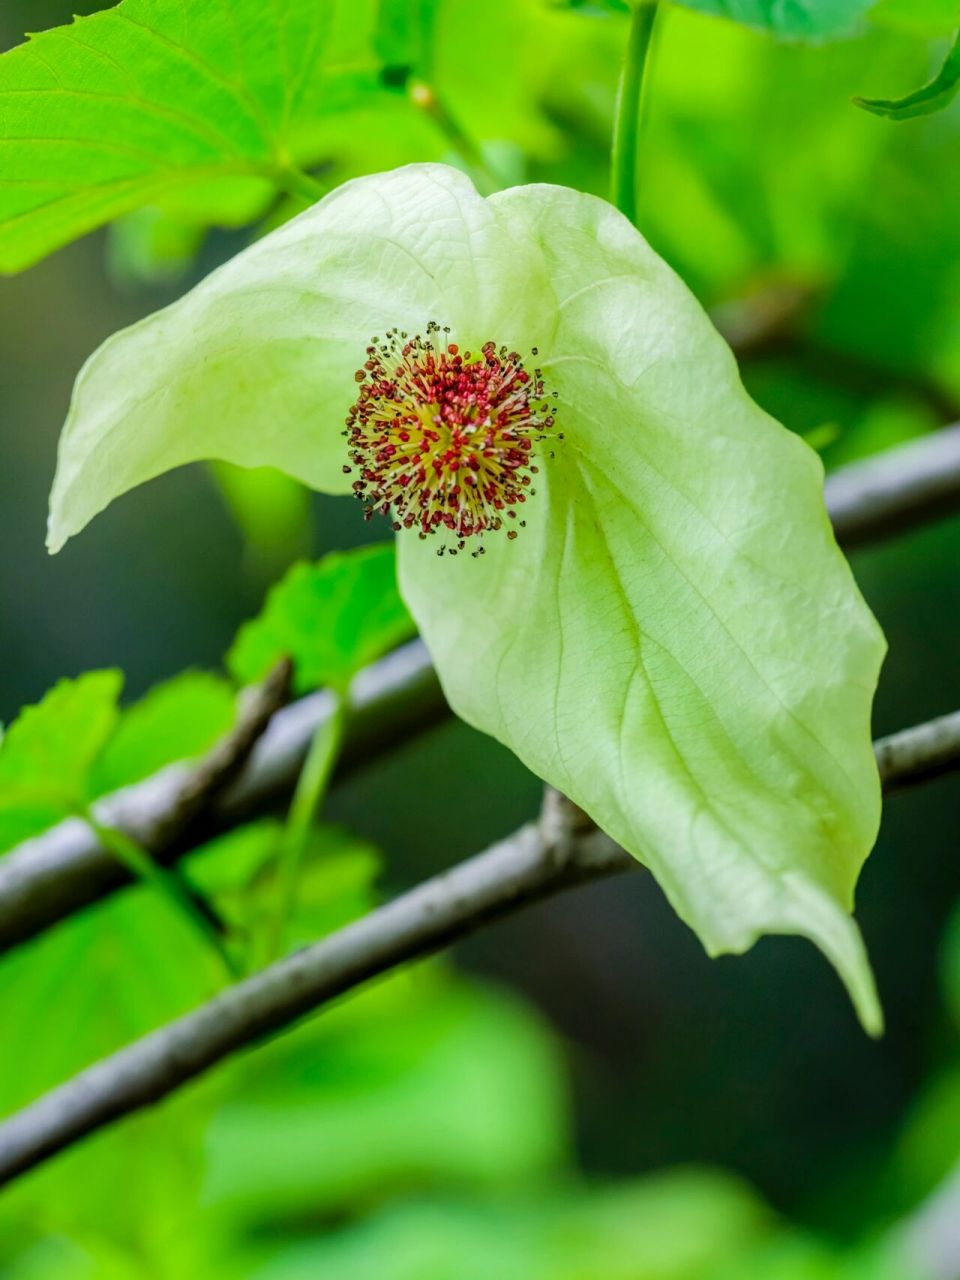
[0,1,958,1275]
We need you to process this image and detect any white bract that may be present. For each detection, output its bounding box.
[49,165,886,1030]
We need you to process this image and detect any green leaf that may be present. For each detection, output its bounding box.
[106,206,206,287]
[227,544,415,695]
[0,881,222,1247]
[854,32,960,119]
[204,978,569,1221]
[0,0,374,272]
[400,175,881,1030]
[374,0,442,76]
[87,670,236,799]
[940,898,960,1033]
[0,672,122,836]
[245,1171,765,1280]
[208,462,313,580]
[672,0,875,37]
[551,0,633,13]
[189,819,382,951]
[870,0,960,36]
[47,165,885,1028]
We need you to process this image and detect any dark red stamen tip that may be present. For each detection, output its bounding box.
[345,321,556,546]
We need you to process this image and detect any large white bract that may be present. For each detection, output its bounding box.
[48,165,886,1030]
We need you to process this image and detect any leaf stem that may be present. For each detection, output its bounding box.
[610,1,659,226]
[278,165,325,204]
[409,80,503,194]
[83,811,241,979]
[269,694,348,959]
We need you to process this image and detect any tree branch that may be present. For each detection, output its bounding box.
[825,423,960,549]
[0,792,626,1187]
[874,710,960,794]
[0,716,958,1188]
[1,427,958,956]
[0,642,444,953]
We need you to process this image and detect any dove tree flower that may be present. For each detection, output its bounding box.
[48,164,886,1031]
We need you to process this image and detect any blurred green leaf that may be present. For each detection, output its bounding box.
[285,833,381,941]
[890,1066,960,1205]
[0,887,220,1108]
[187,819,285,897]
[821,398,938,470]
[209,463,313,582]
[0,882,222,1259]
[244,1171,765,1280]
[297,0,602,200]
[190,820,382,952]
[0,0,378,272]
[204,977,570,1223]
[549,0,632,13]
[707,1235,912,1280]
[87,670,236,798]
[871,0,960,36]
[673,0,874,38]
[106,206,206,287]
[0,671,122,850]
[374,0,441,76]
[228,544,415,696]
[855,32,960,119]
[941,899,960,1033]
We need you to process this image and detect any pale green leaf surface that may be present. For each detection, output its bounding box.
[48,166,885,1027]
[396,178,887,1029]
[87,670,236,799]
[227,544,415,695]
[0,0,371,272]
[673,0,874,37]
[48,168,543,552]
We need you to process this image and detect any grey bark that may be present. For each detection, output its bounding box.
[0,715,958,1188]
[1,426,959,956]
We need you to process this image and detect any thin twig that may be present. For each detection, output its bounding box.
[609,0,659,225]
[825,423,960,548]
[0,423,958,956]
[83,812,241,979]
[0,658,295,952]
[0,792,625,1187]
[0,716,957,1188]
[269,691,348,960]
[873,710,960,794]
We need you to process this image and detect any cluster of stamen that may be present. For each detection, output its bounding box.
[343,322,557,556]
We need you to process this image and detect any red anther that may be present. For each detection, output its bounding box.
[345,324,556,549]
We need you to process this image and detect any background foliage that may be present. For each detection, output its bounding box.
[0,0,958,1275]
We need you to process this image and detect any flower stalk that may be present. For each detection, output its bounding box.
[83,810,240,979]
[409,79,502,194]
[610,1,660,226]
[269,694,348,959]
